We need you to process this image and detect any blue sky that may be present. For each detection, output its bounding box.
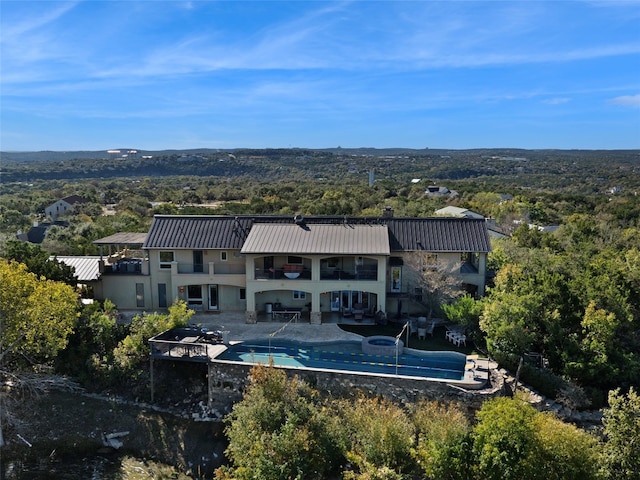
[1,1,639,151]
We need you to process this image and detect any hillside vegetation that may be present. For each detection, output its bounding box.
[1,148,639,478]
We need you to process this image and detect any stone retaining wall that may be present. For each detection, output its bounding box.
[206,362,507,417]
[205,362,603,428]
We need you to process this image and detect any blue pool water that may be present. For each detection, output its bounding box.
[215,340,466,380]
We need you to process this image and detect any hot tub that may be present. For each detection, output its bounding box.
[362,336,403,356]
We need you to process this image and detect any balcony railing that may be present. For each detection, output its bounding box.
[177,262,209,274]
[102,258,144,274]
[254,267,378,281]
[175,262,245,275]
[254,267,312,280]
[319,267,377,281]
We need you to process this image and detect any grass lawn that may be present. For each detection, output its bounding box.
[339,323,479,355]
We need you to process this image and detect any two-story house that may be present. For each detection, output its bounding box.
[93,213,491,324]
[45,195,88,221]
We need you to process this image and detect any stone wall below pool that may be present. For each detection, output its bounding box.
[206,362,507,416]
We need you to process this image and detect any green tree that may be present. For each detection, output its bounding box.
[531,410,602,480]
[0,259,78,366]
[600,387,640,479]
[472,397,540,480]
[220,365,346,480]
[3,239,76,285]
[0,260,78,447]
[113,300,193,371]
[472,397,600,480]
[442,295,484,345]
[480,290,539,357]
[412,400,473,480]
[339,396,416,479]
[56,299,125,387]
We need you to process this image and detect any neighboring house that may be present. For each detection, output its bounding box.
[434,206,508,239]
[434,206,485,220]
[485,218,509,239]
[92,214,491,324]
[425,185,458,198]
[16,220,69,244]
[45,195,88,221]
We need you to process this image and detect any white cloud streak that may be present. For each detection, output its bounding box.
[609,94,640,108]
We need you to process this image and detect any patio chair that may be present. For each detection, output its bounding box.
[409,318,418,336]
[453,334,466,347]
[418,327,427,340]
[353,303,364,321]
[425,321,435,337]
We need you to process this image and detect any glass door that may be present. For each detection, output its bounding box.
[193,250,204,273]
[208,285,219,310]
[187,285,203,310]
[330,291,341,312]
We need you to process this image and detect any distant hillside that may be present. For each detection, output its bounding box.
[1,147,637,188]
[0,149,230,162]
[3,147,637,163]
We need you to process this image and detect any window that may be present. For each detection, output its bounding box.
[461,252,479,266]
[239,288,246,300]
[159,251,174,269]
[288,256,303,264]
[390,266,402,293]
[413,287,423,302]
[187,285,203,309]
[220,251,228,261]
[293,290,306,300]
[136,283,145,308]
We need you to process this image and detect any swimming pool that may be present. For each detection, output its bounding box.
[214,339,467,381]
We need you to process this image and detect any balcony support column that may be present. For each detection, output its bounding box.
[245,310,257,324]
[310,311,322,325]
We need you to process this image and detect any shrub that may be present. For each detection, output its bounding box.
[338,396,416,478]
[412,400,474,480]
[221,365,346,479]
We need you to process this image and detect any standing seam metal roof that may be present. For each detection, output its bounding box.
[143,216,252,249]
[386,218,491,252]
[241,224,390,255]
[52,256,101,282]
[141,215,491,253]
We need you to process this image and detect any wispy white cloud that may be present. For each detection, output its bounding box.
[543,98,571,105]
[3,0,639,87]
[609,94,640,108]
[2,1,639,150]
[2,1,78,37]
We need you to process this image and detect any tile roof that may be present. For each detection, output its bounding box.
[241,224,390,255]
[141,215,491,253]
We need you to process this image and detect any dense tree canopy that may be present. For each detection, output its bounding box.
[600,387,640,479]
[1,148,639,472]
[220,366,613,479]
[0,260,78,367]
[4,239,76,284]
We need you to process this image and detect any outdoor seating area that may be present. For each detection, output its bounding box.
[446,327,467,347]
[271,304,303,322]
[410,316,436,340]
